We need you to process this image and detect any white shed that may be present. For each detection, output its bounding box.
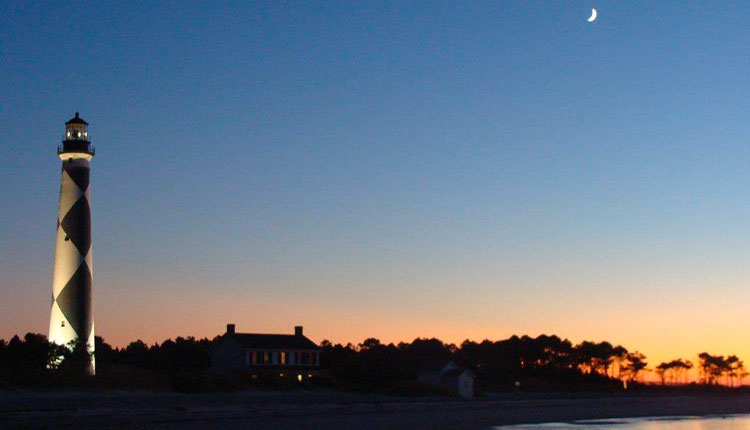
[418,360,476,398]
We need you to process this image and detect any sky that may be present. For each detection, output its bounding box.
[2,1,750,374]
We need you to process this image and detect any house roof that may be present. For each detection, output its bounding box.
[442,368,475,378]
[440,368,476,384]
[227,333,319,350]
[420,360,456,373]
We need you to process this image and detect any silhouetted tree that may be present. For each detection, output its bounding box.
[698,352,728,385]
[122,339,150,368]
[725,355,745,387]
[620,351,648,383]
[0,333,66,386]
[655,362,668,385]
[58,338,94,377]
[573,341,623,377]
[359,338,382,350]
[655,359,691,385]
[95,336,118,366]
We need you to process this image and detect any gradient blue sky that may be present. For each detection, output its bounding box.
[3,1,750,366]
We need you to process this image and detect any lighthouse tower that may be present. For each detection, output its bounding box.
[49,112,96,374]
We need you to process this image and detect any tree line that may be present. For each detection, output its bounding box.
[695,353,748,387]
[0,332,747,392]
[321,335,650,391]
[0,334,212,390]
[652,354,748,387]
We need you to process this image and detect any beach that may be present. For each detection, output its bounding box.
[2,390,750,429]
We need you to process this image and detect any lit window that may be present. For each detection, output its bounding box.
[280,351,287,365]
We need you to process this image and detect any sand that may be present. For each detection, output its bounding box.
[2,390,750,429]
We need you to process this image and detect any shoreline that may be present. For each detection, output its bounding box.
[2,390,750,429]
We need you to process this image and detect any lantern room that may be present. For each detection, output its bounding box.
[65,112,89,141]
[59,112,95,156]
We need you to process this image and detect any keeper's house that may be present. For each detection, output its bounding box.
[209,324,320,380]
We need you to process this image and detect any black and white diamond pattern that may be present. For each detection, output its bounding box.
[55,261,93,339]
[63,163,89,192]
[60,197,91,256]
[49,157,95,374]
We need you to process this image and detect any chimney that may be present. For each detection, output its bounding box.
[294,326,303,337]
[226,323,235,334]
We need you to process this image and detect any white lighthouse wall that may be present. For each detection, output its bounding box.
[52,218,81,296]
[57,167,84,218]
[48,301,78,346]
[88,322,96,371]
[49,155,95,373]
[51,161,89,296]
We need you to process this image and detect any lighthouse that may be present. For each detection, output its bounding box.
[49,112,96,374]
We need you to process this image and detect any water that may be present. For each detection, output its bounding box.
[495,415,750,430]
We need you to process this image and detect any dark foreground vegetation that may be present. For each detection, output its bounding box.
[0,332,746,393]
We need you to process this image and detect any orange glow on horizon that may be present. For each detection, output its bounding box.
[6,274,747,389]
[82,285,750,387]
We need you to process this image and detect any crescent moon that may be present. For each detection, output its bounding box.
[588,8,597,22]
